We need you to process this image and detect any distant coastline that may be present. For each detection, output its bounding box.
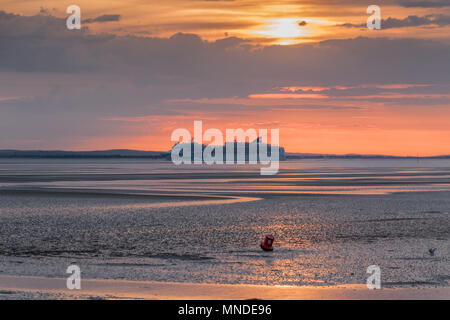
[0,149,449,159]
[285,153,450,160]
[0,149,169,159]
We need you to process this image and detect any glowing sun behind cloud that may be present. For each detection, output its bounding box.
[251,18,320,45]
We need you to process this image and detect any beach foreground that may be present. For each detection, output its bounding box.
[1,159,449,298]
[0,275,449,300]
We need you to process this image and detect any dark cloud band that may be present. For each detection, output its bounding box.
[83,14,121,23]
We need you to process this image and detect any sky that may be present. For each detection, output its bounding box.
[1,0,450,155]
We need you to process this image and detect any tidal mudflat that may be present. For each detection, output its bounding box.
[0,158,449,298]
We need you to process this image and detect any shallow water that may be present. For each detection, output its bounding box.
[0,159,449,287]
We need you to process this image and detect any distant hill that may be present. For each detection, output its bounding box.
[0,149,169,158]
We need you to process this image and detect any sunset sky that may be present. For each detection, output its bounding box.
[1,0,450,155]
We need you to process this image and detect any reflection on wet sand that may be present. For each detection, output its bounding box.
[0,159,449,288]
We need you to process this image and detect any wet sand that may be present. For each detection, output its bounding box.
[0,159,449,298]
[0,275,449,300]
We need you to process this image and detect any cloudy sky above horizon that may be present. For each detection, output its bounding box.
[1,0,450,155]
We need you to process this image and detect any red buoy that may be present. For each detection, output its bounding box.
[260,235,274,251]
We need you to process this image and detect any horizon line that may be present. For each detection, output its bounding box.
[0,149,449,158]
